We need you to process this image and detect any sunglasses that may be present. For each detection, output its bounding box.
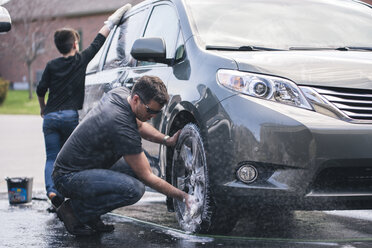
[137,94,162,115]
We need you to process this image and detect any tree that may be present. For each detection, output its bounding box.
[3,0,57,99]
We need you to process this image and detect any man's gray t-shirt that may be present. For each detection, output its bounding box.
[54,87,142,174]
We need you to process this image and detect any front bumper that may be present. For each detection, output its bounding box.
[204,94,372,210]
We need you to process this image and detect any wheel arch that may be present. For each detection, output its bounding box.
[166,111,196,177]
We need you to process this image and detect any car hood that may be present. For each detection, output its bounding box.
[220,51,372,90]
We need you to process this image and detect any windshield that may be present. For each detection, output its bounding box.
[184,0,372,50]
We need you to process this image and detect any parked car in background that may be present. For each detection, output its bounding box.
[82,0,372,234]
[0,6,11,33]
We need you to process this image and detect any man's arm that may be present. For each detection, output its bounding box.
[124,152,188,202]
[136,119,180,146]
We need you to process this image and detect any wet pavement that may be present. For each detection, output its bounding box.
[114,193,372,247]
[2,190,372,248]
[2,115,372,247]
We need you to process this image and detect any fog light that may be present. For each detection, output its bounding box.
[237,164,258,183]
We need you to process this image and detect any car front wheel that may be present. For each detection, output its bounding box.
[171,123,238,234]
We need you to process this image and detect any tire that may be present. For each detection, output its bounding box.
[171,123,238,234]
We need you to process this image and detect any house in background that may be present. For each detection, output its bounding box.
[0,0,142,91]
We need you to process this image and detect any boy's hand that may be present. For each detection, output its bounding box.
[105,3,132,30]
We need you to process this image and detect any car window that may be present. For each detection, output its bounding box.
[102,27,120,70]
[137,4,179,66]
[86,39,106,74]
[103,9,148,70]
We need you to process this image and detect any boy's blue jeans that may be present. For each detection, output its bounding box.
[43,110,79,197]
[52,158,145,223]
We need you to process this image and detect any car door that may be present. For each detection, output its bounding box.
[128,3,181,158]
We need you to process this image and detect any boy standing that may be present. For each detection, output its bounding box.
[36,4,131,210]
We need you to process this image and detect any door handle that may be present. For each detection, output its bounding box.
[103,71,129,93]
[123,78,134,89]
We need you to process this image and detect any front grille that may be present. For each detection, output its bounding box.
[311,166,372,194]
[312,86,372,122]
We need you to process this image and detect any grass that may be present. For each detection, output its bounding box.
[0,90,40,115]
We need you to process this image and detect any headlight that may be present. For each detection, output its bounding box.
[217,69,313,110]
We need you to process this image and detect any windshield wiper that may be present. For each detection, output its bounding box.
[206,45,283,51]
[289,46,372,51]
[339,46,372,51]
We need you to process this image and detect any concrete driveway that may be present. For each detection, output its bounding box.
[0,114,45,192]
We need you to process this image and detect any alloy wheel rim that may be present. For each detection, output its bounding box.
[175,135,206,227]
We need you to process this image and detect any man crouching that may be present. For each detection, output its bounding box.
[52,76,191,236]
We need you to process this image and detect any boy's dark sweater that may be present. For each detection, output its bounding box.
[36,33,106,115]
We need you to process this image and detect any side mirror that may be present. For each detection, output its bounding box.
[0,6,11,33]
[131,37,173,65]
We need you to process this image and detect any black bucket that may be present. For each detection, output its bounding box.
[5,177,33,204]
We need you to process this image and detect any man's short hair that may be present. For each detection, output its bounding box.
[131,76,169,106]
[54,28,80,55]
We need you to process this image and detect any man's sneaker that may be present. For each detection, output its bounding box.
[86,217,115,233]
[56,199,95,236]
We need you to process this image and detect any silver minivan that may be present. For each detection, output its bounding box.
[83,0,372,234]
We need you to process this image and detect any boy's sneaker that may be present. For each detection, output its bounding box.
[51,195,64,208]
[47,194,64,213]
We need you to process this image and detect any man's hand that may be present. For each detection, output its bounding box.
[183,194,193,210]
[183,194,200,219]
[105,3,132,30]
[165,130,181,147]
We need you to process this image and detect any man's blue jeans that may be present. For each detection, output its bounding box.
[43,110,79,197]
[53,158,145,223]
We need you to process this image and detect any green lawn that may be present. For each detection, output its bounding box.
[0,90,40,115]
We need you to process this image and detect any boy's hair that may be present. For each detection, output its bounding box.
[131,76,169,106]
[54,28,80,54]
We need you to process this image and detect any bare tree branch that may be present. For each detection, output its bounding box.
[4,0,57,99]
